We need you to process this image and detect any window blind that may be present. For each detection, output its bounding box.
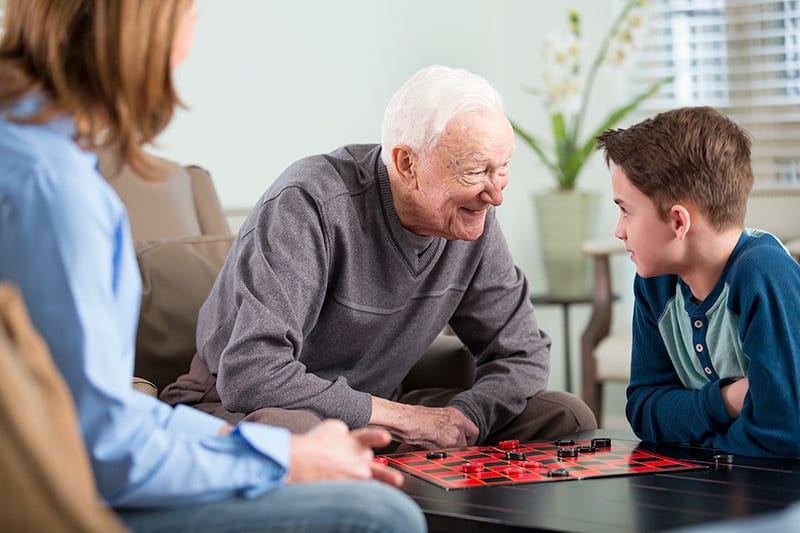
[636,0,800,184]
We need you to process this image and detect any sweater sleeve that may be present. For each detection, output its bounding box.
[627,241,800,458]
[200,186,373,427]
[705,245,800,457]
[447,217,550,442]
[625,275,733,446]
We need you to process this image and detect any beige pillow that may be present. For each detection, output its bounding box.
[135,235,234,392]
[0,283,125,532]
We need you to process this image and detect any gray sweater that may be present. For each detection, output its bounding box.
[197,144,551,441]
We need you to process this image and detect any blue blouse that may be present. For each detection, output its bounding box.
[0,94,291,507]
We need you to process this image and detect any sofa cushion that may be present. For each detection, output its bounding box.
[595,330,632,382]
[0,283,125,532]
[135,235,234,392]
[103,156,208,241]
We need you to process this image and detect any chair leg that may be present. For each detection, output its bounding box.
[580,357,602,424]
[595,383,604,428]
[579,252,614,428]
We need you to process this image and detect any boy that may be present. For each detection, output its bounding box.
[597,106,800,458]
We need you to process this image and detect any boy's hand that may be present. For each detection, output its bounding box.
[721,377,749,419]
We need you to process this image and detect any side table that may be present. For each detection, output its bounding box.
[529,294,593,393]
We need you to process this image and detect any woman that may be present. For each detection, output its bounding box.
[0,1,424,531]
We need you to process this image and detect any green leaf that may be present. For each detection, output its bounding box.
[577,76,673,163]
[551,113,567,145]
[552,114,581,188]
[510,121,558,175]
[512,1,668,191]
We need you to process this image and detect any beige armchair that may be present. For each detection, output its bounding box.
[580,186,800,425]
[579,238,629,425]
[0,283,125,532]
[99,151,234,395]
[100,152,474,400]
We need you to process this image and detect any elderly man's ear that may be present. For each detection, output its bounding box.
[391,145,420,191]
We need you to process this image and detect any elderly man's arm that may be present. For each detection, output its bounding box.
[199,185,373,428]
[368,397,479,449]
[446,221,551,443]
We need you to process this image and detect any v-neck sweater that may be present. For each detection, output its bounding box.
[196,144,550,441]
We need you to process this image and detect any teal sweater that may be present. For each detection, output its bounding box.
[196,144,550,442]
[627,230,800,457]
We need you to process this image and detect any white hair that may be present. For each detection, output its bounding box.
[380,65,505,167]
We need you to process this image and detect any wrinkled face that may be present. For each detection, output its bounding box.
[408,110,514,241]
[612,165,676,277]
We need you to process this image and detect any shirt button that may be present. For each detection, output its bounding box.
[704,366,712,375]
[694,320,703,328]
[695,343,704,352]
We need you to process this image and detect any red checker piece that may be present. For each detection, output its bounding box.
[373,456,388,466]
[498,439,520,450]
[461,462,484,474]
[498,466,526,476]
[516,460,544,468]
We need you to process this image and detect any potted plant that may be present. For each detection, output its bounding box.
[511,0,670,298]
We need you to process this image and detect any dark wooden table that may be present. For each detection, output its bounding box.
[397,429,800,532]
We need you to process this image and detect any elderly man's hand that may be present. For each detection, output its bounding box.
[286,419,403,487]
[370,397,479,449]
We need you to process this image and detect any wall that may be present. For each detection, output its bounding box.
[153,0,637,426]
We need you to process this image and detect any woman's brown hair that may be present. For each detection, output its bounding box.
[0,0,194,178]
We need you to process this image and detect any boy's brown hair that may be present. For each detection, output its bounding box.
[0,0,194,178]
[596,106,754,230]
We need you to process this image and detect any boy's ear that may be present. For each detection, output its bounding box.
[391,145,419,190]
[670,204,692,240]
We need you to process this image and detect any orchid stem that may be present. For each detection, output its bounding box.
[572,0,639,144]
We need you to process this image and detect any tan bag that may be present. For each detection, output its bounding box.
[0,283,125,532]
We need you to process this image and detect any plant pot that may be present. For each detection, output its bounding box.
[533,189,600,298]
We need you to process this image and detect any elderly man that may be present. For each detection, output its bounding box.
[162,65,596,448]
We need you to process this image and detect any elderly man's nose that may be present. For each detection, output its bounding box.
[481,183,503,206]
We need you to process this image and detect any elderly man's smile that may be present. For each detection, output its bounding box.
[460,206,488,217]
